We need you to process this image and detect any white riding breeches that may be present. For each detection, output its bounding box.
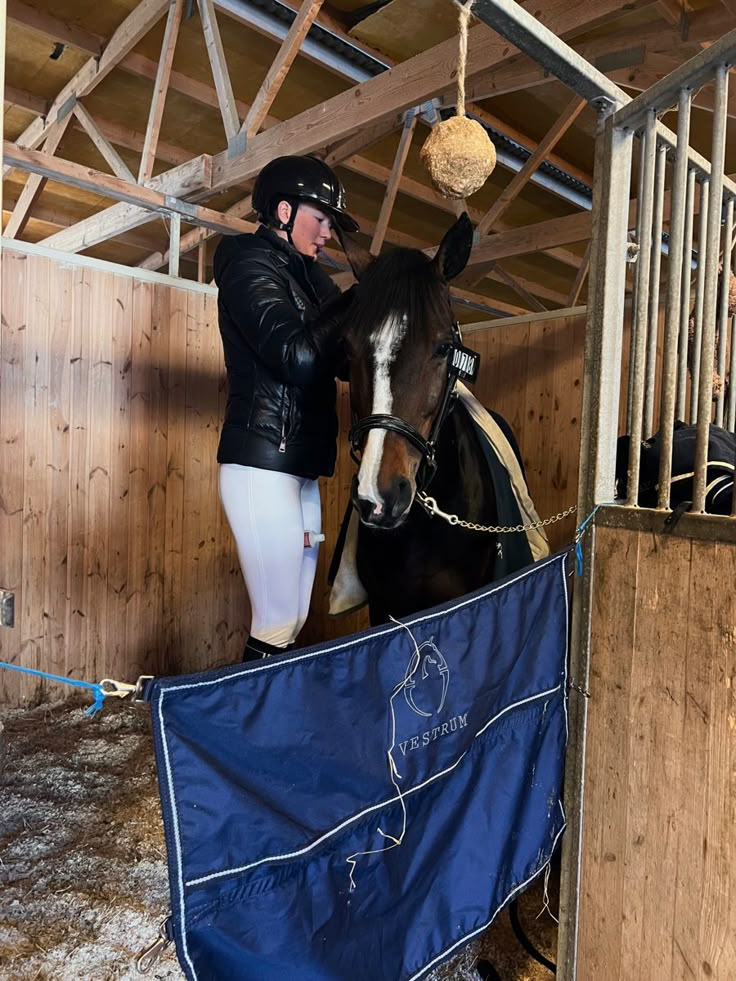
[218,464,322,648]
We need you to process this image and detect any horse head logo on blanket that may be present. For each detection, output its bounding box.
[404,639,450,719]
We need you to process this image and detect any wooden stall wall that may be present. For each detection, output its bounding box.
[578,522,736,980]
[302,309,587,644]
[0,243,587,703]
[0,248,248,705]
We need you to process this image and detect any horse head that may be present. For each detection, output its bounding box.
[337,214,474,529]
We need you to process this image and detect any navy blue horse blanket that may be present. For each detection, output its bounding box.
[149,550,570,981]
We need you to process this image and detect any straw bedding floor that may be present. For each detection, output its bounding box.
[0,698,557,981]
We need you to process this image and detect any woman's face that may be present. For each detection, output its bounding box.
[275,200,333,257]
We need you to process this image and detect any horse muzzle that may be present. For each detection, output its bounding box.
[351,475,415,529]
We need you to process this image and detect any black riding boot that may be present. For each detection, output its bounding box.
[242,636,285,662]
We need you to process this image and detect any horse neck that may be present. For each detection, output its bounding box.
[430,400,497,523]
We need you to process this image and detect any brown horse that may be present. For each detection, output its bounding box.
[336,214,539,624]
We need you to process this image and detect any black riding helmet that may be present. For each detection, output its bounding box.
[253,154,359,235]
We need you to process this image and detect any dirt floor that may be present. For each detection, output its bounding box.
[0,697,558,981]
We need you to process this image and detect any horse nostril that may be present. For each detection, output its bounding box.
[384,477,412,518]
[357,498,379,523]
[395,477,412,513]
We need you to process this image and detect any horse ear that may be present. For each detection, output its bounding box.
[335,226,373,282]
[433,213,474,282]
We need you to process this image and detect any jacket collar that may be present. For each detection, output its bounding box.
[255,224,315,268]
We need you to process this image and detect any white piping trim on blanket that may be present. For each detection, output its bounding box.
[163,551,567,694]
[185,682,563,888]
[711,479,734,504]
[411,562,570,980]
[156,550,570,981]
[157,697,198,980]
[407,819,568,981]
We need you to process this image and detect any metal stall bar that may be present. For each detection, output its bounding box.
[627,141,647,432]
[692,64,730,512]
[644,143,667,437]
[676,168,696,421]
[715,198,734,427]
[557,109,634,981]
[471,0,626,109]
[626,111,658,507]
[690,179,710,423]
[657,88,692,509]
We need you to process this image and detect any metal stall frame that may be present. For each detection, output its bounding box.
[468,4,736,977]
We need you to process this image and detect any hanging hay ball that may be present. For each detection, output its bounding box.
[420,115,496,199]
[729,272,736,316]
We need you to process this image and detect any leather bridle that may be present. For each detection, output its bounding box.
[348,321,480,492]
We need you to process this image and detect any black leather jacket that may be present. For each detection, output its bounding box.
[214,226,346,478]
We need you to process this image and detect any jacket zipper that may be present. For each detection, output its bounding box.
[279,389,288,453]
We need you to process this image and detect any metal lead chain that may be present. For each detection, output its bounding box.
[417,492,577,534]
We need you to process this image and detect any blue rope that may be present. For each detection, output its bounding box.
[574,502,616,576]
[0,661,105,717]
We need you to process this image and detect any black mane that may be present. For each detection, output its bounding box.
[351,247,453,346]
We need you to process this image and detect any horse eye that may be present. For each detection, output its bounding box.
[434,342,452,359]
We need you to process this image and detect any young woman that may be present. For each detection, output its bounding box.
[214,155,357,660]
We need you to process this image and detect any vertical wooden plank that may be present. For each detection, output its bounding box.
[148,283,171,676]
[21,255,50,701]
[107,274,133,682]
[626,533,690,979]
[672,540,733,978]
[0,252,28,704]
[193,289,220,668]
[179,290,210,671]
[549,316,582,549]
[578,525,640,980]
[67,266,92,684]
[85,269,113,686]
[580,530,736,981]
[127,279,154,680]
[163,282,187,672]
[522,318,552,513]
[44,262,74,680]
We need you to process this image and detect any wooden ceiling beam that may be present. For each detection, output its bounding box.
[197,0,241,141]
[209,0,638,194]
[469,210,593,265]
[73,103,136,182]
[477,96,586,238]
[138,193,254,269]
[491,263,548,312]
[2,199,171,252]
[4,115,73,239]
[458,96,587,292]
[6,0,104,57]
[33,153,212,251]
[2,144,244,236]
[4,84,50,118]
[240,0,325,140]
[370,112,417,256]
[139,0,185,183]
[566,241,591,306]
[8,0,594,210]
[6,0,170,168]
[465,102,592,189]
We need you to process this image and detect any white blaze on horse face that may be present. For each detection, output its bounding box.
[357,314,408,511]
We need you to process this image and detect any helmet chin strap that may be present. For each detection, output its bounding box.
[273,198,299,248]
